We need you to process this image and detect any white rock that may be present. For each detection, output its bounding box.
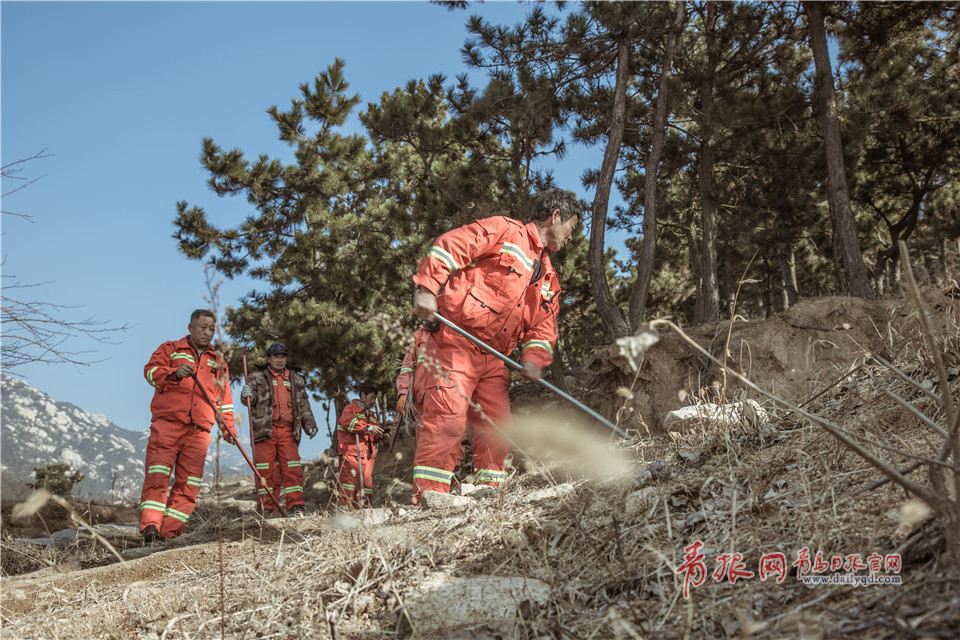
[521,483,575,504]
[403,572,551,634]
[421,490,473,510]
[458,482,480,495]
[662,400,769,432]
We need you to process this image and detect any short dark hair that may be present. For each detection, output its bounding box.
[358,384,378,397]
[190,309,215,324]
[529,189,581,224]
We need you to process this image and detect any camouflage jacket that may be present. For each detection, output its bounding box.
[245,366,317,444]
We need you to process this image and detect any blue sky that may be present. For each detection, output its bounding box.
[2,1,608,460]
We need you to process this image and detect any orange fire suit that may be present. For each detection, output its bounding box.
[252,368,306,512]
[140,336,237,538]
[336,400,383,509]
[410,216,561,503]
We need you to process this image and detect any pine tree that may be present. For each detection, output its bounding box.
[175,60,414,409]
[840,2,960,290]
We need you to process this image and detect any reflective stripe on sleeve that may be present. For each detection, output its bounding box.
[146,366,160,387]
[521,339,554,356]
[540,280,557,301]
[427,246,459,272]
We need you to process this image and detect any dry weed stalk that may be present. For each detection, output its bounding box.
[720,250,760,400]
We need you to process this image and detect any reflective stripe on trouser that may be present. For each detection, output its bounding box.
[337,449,375,509]
[411,327,511,504]
[139,418,211,538]
[253,424,305,510]
[474,468,507,486]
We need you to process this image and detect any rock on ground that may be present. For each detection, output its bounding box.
[402,572,551,634]
[421,490,473,510]
[520,483,575,503]
[663,399,768,432]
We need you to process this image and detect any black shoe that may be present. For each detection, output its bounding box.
[141,524,160,544]
[290,505,308,515]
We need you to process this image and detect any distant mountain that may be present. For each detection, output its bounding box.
[1,375,247,502]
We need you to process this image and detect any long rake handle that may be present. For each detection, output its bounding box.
[431,313,629,439]
[240,349,263,511]
[355,434,365,507]
[190,373,288,517]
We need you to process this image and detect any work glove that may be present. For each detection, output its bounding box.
[216,414,238,444]
[519,361,543,382]
[172,364,195,381]
[396,394,407,415]
[305,425,318,438]
[240,384,253,400]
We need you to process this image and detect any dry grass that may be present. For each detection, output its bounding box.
[2,292,959,639]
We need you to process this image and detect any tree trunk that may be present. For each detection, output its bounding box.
[938,237,948,283]
[777,240,799,308]
[687,200,704,322]
[720,249,736,318]
[588,30,633,340]
[765,261,776,317]
[550,334,571,392]
[804,1,874,299]
[876,185,925,279]
[629,0,686,329]
[696,1,720,325]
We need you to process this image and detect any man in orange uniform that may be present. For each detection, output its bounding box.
[240,342,318,516]
[410,188,580,504]
[140,309,238,542]
[336,385,385,509]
